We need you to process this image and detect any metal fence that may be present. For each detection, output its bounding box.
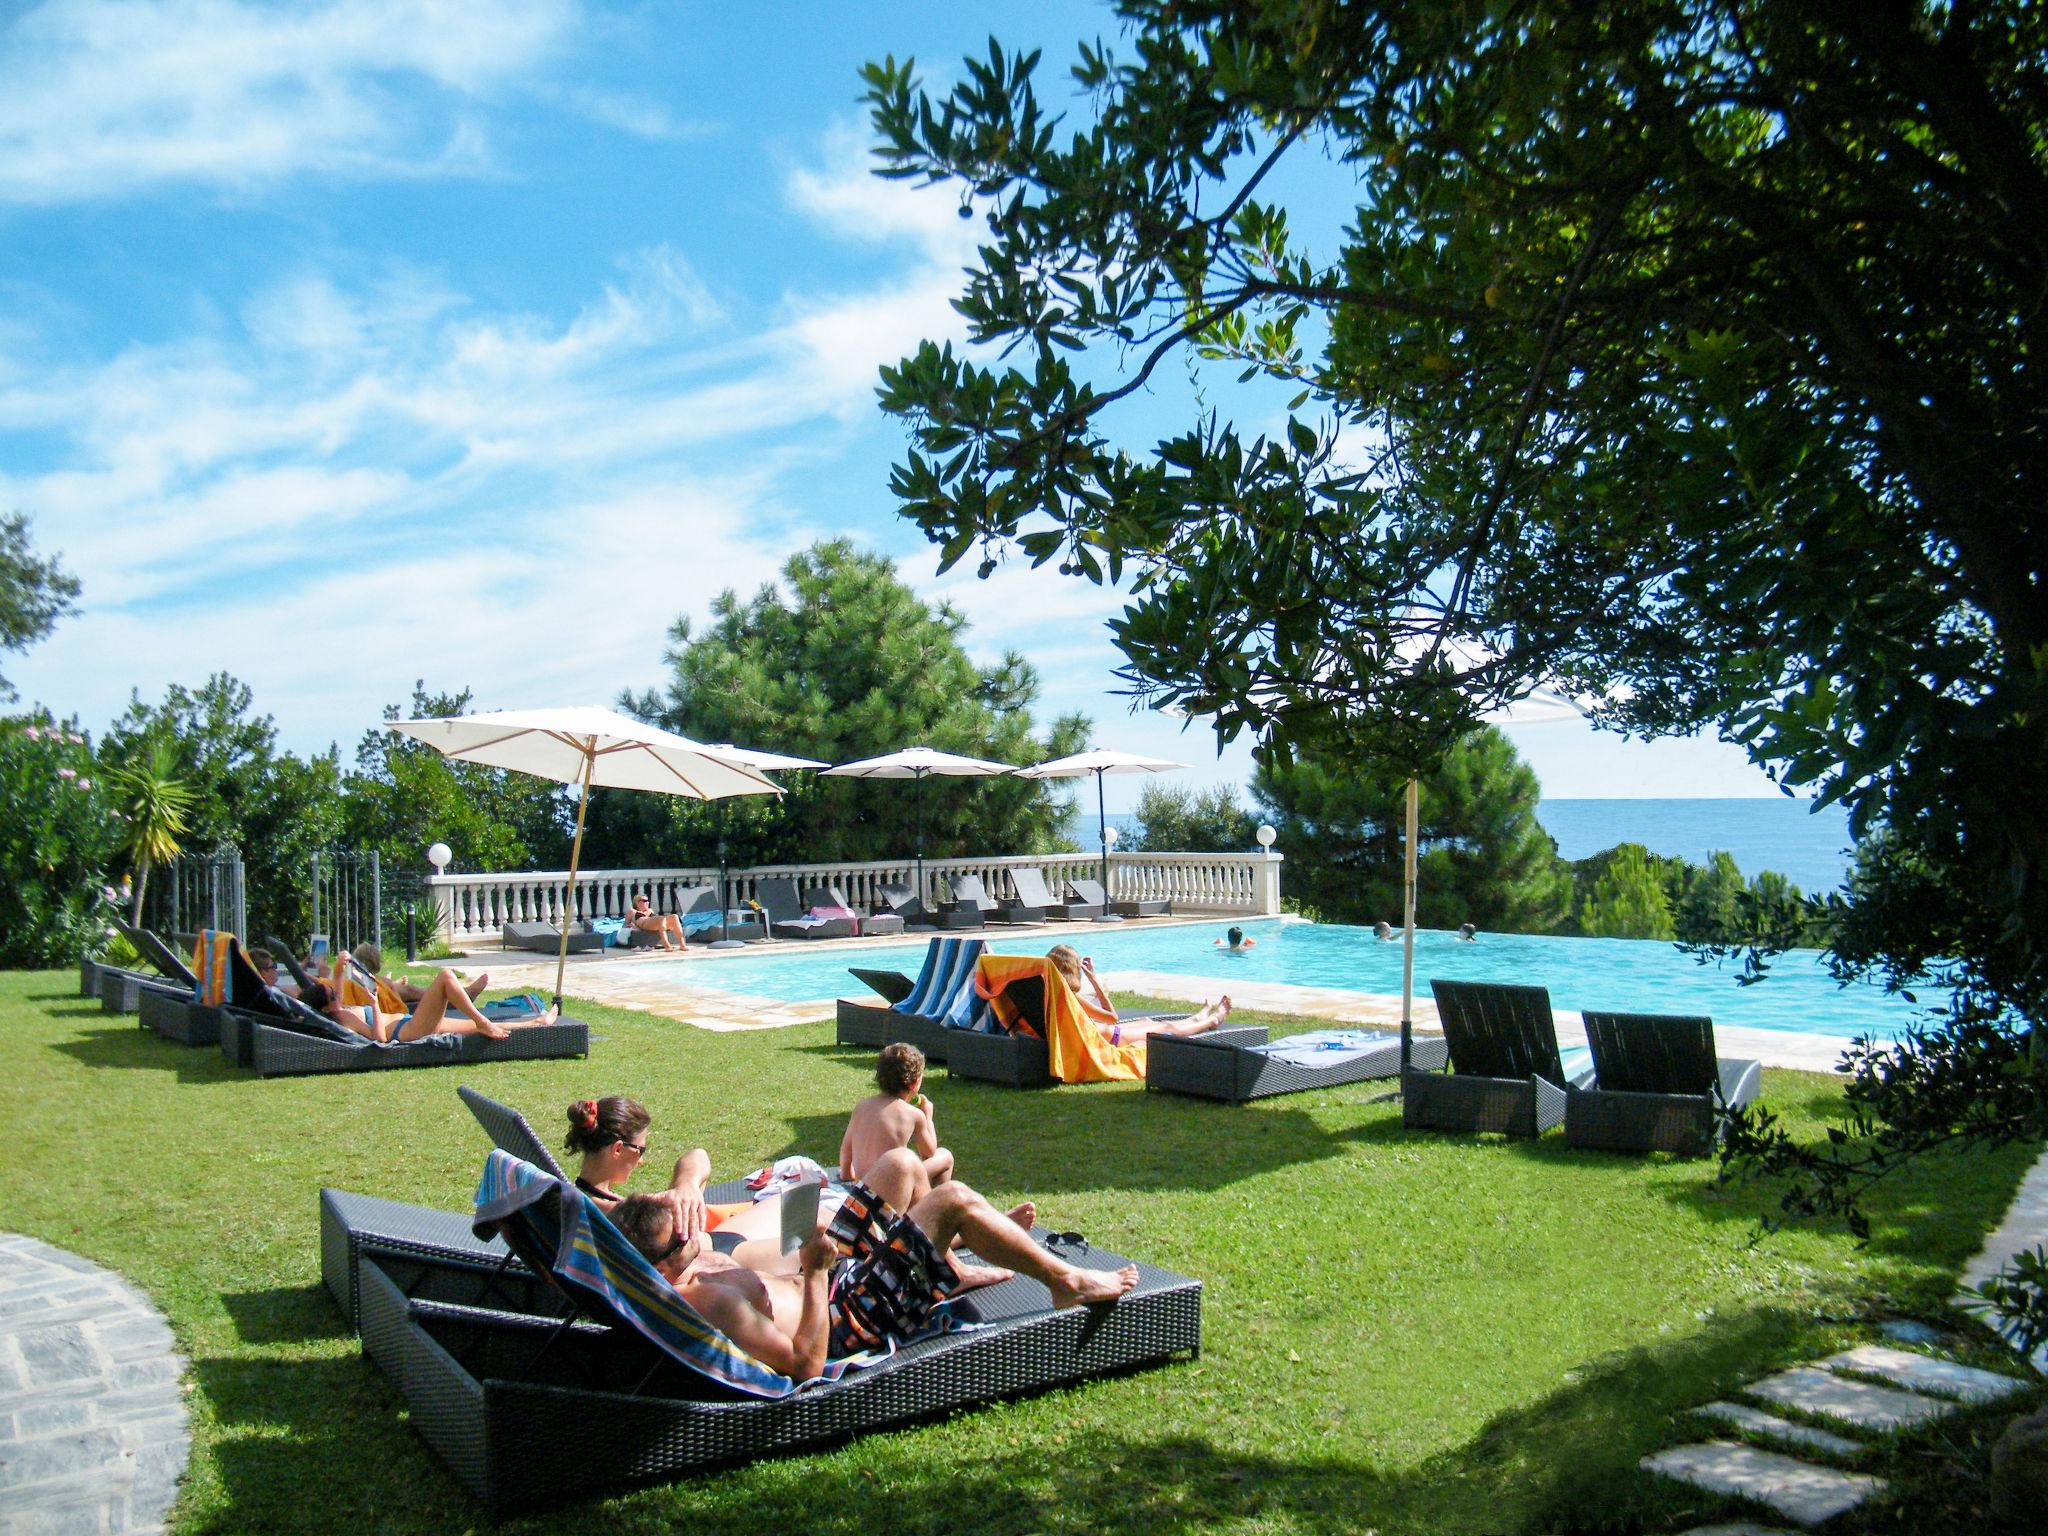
[141,846,247,941]
[310,850,381,958]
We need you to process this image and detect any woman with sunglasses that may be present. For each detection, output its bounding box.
[564,1096,712,1240]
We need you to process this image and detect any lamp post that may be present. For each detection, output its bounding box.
[421,843,452,962]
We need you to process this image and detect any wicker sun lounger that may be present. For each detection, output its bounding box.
[502,920,607,955]
[1010,866,1093,920]
[951,872,1043,925]
[753,877,859,940]
[873,883,939,930]
[848,966,917,1006]
[216,974,588,1077]
[354,1156,1202,1513]
[1404,979,1594,1137]
[1068,877,1170,919]
[1564,1011,1763,1155]
[1148,1025,1450,1103]
[835,936,986,1060]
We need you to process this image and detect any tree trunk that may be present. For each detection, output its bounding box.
[129,864,149,927]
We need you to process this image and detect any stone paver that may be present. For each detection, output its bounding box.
[1691,1400,1867,1459]
[1642,1441,1884,1527]
[1674,1523,1802,1536]
[1744,1366,1954,1432]
[0,1233,187,1536]
[1956,1145,2048,1372]
[1820,1343,2030,1405]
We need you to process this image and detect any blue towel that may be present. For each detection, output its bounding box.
[898,937,987,1028]
[591,917,628,946]
[1253,1028,1400,1069]
[680,909,725,936]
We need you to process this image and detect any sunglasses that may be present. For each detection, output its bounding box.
[617,1139,648,1159]
[1043,1230,1089,1251]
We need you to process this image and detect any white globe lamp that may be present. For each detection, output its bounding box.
[427,841,452,876]
[1256,823,1277,851]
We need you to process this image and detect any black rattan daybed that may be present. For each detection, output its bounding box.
[353,1160,1201,1514]
[1403,979,1593,1137]
[1146,1023,1450,1103]
[1564,1010,1763,1155]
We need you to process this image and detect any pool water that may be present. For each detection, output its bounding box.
[644,917,1939,1041]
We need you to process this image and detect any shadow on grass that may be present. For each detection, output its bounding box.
[51,1025,239,1082]
[479,1304,1816,1536]
[189,1349,482,1533]
[220,1284,342,1346]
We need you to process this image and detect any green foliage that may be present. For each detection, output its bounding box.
[101,673,345,942]
[0,716,116,965]
[1121,781,1257,853]
[342,682,567,875]
[0,513,78,702]
[1252,726,1570,932]
[1578,845,1677,940]
[605,540,1087,865]
[868,4,2048,1327]
[107,739,194,923]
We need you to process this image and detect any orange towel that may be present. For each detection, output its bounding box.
[192,932,231,1006]
[974,953,1146,1084]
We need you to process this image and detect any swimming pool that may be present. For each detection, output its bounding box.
[640,918,1939,1041]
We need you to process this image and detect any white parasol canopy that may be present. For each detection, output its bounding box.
[822,747,1014,903]
[389,707,781,1000]
[1018,748,1189,918]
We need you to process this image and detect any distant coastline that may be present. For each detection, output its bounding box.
[1082,796,1855,896]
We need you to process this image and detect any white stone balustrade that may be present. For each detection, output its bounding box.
[426,849,1283,943]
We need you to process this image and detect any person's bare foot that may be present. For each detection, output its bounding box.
[467,972,489,994]
[1216,995,1232,1024]
[1046,1263,1138,1308]
[1006,1201,1036,1230]
[950,1262,1014,1292]
[476,1018,511,1040]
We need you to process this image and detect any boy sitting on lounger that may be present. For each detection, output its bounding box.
[611,1145,1136,1379]
[1046,944,1231,1039]
[840,1043,951,1188]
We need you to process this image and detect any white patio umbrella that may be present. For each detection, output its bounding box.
[702,743,828,946]
[820,746,1014,906]
[1017,748,1189,921]
[389,706,781,1002]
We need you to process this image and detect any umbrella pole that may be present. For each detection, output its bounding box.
[711,799,745,949]
[555,751,595,1006]
[914,768,925,911]
[1400,776,1419,1078]
[1095,767,1122,922]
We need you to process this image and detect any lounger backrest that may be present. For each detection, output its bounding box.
[755,878,805,924]
[1010,868,1056,908]
[675,885,720,918]
[1430,979,1566,1083]
[950,873,996,912]
[1580,1012,1718,1095]
[877,883,917,914]
[1068,878,1110,907]
[459,1086,570,1181]
[113,920,199,988]
[471,1152,807,1399]
[896,937,987,1026]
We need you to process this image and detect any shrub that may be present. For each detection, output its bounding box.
[0,716,119,966]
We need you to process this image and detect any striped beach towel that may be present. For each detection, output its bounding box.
[896,937,987,1029]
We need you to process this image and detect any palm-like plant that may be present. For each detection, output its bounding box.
[113,742,194,924]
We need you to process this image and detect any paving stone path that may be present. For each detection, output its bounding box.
[0,1234,188,1536]
[1643,1336,2033,1529]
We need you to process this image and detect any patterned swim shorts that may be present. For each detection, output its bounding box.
[824,1182,957,1359]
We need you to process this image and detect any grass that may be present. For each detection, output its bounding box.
[3,968,2041,1534]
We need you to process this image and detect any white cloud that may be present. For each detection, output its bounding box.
[0,0,579,202]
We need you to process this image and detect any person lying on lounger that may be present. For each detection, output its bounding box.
[348,942,488,1007]
[300,971,553,1044]
[840,1043,951,1188]
[1046,944,1231,1039]
[562,1095,715,1242]
[611,1145,1136,1379]
[623,893,686,951]
[248,947,298,997]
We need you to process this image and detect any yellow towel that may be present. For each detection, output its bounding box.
[192,932,231,1006]
[974,953,1146,1084]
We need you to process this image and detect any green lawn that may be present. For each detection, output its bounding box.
[3,969,2040,1534]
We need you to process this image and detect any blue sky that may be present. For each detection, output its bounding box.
[0,0,1781,810]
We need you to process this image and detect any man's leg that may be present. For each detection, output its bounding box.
[908,1183,1136,1307]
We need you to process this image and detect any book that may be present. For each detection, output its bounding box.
[781,1174,822,1256]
